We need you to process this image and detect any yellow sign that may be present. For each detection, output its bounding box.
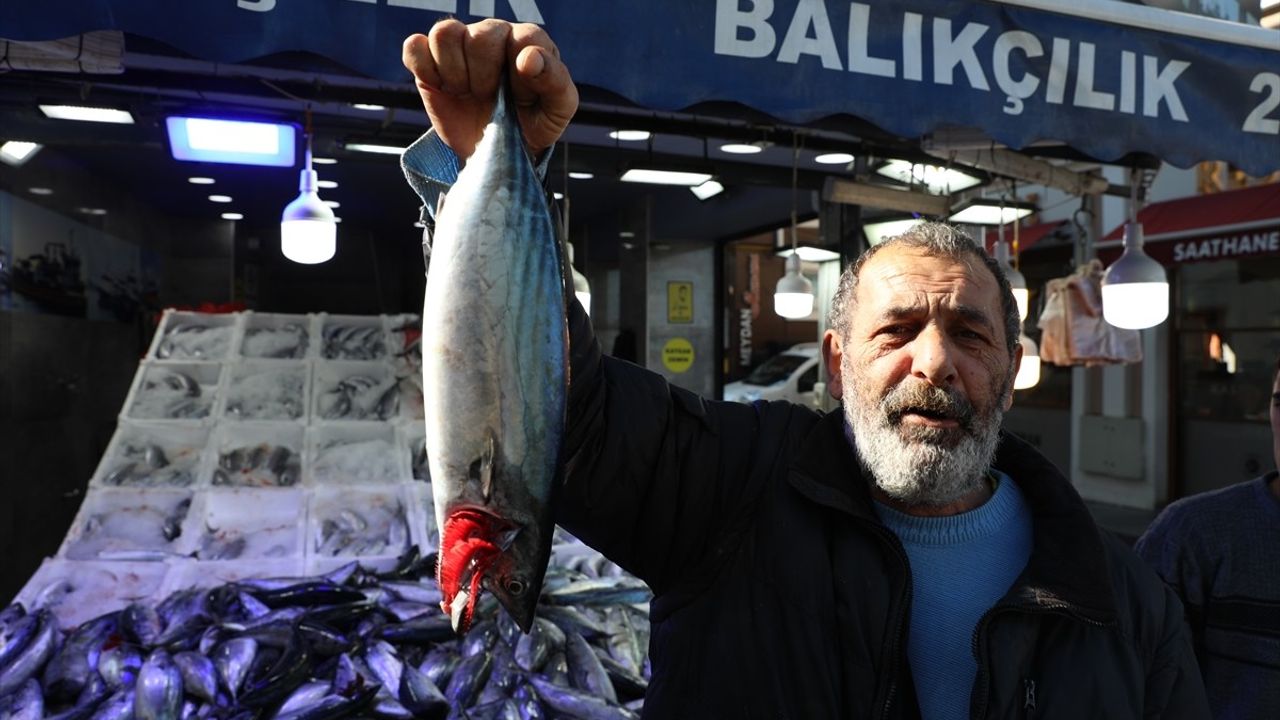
[667,281,693,324]
[661,337,695,373]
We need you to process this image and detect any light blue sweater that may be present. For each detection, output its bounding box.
[874,472,1033,720]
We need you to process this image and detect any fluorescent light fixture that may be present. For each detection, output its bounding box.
[323,200,340,208]
[863,218,924,246]
[313,157,337,165]
[720,142,766,155]
[814,152,854,165]
[345,142,406,155]
[209,195,233,203]
[40,104,134,124]
[875,159,982,195]
[188,177,216,185]
[690,180,725,200]
[776,245,840,262]
[1101,222,1168,329]
[167,117,296,167]
[352,103,386,111]
[28,187,53,196]
[619,231,636,238]
[317,180,338,189]
[621,168,713,186]
[76,207,107,216]
[947,199,1035,225]
[569,172,594,180]
[0,141,40,166]
[609,129,651,142]
[221,212,244,220]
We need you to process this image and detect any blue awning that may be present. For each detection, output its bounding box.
[2,0,1277,176]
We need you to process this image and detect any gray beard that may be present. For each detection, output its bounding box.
[844,375,1006,509]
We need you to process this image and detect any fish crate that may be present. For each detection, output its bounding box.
[221,361,310,423]
[306,422,406,486]
[304,553,407,577]
[405,481,439,553]
[311,360,401,423]
[396,372,426,424]
[317,313,389,361]
[237,311,316,360]
[59,488,197,562]
[160,557,307,595]
[14,558,172,629]
[397,423,430,483]
[147,309,241,362]
[207,422,305,489]
[306,485,413,560]
[186,487,307,562]
[124,362,224,423]
[90,421,212,490]
[384,313,422,375]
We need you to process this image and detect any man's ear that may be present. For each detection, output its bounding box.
[1003,341,1025,411]
[821,329,844,400]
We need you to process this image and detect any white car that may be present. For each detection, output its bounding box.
[723,342,822,405]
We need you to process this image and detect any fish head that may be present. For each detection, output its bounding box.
[436,508,543,635]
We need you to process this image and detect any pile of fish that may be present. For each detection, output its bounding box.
[100,443,199,489]
[63,495,194,562]
[213,445,302,489]
[322,325,386,361]
[156,324,233,361]
[132,370,213,421]
[0,546,652,720]
[316,375,402,422]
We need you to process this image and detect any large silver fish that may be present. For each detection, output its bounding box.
[423,75,568,636]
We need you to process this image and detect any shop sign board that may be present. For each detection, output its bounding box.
[1098,224,1280,267]
[667,281,694,324]
[662,337,695,374]
[2,1,1277,176]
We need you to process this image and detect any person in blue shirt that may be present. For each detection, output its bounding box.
[401,19,1209,718]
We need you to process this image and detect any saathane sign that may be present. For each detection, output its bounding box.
[1170,228,1280,263]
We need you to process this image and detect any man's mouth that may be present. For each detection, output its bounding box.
[898,406,960,428]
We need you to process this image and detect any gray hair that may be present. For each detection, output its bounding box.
[827,221,1021,357]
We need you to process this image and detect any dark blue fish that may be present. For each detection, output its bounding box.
[377,614,453,646]
[0,612,38,671]
[135,650,183,720]
[122,604,162,647]
[44,612,118,702]
[418,645,460,689]
[238,630,309,708]
[86,688,134,720]
[398,663,448,720]
[212,638,256,700]
[249,583,364,610]
[273,680,330,717]
[565,631,617,704]
[0,610,57,697]
[541,578,652,608]
[98,645,144,689]
[0,678,43,720]
[527,675,637,720]
[172,652,217,704]
[443,651,492,709]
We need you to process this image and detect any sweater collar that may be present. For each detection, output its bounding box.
[787,409,1117,624]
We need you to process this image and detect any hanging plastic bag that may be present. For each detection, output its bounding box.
[1040,260,1142,366]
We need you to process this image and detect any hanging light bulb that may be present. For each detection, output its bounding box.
[774,138,815,319]
[567,243,591,315]
[992,240,1028,321]
[1101,178,1168,329]
[1014,333,1041,390]
[280,118,336,264]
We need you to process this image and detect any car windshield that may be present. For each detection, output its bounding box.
[743,353,808,386]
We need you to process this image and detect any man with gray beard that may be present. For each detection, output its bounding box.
[402,18,1207,718]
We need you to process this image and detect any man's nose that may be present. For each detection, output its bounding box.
[910,326,958,387]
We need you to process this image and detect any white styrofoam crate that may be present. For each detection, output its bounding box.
[90,421,211,490]
[238,312,315,360]
[306,485,413,560]
[59,488,197,561]
[188,487,307,562]
[317,313,389,361]
[304,554,406,578]
[397,423,430,484]
[405,481,438,554]
[124,361,224,423]
[15,558,172,629]
[160,558,307,596]
[148,309,240,362]
[307,422,405,486]
[311,360,400,422]
[222,361,310,423]
[208,422,305,489]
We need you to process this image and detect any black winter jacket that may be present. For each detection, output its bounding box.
[558,303,1209,719]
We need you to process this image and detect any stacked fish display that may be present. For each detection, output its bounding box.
[0,543,652,719]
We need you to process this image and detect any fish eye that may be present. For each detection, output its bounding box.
[504,578,527,596]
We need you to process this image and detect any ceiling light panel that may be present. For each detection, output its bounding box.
[40,105,134,124]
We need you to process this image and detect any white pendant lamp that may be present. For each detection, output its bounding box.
[280,123,336,265]
[992,222,1029,321]
[1014,333,1041,390]
[1101,180,1168,330]
[774,140,815,319]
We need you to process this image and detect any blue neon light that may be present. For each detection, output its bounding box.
[166,117,297,167]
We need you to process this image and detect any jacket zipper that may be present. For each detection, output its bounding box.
[862,524,912,720]
[971,601,1111,718]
